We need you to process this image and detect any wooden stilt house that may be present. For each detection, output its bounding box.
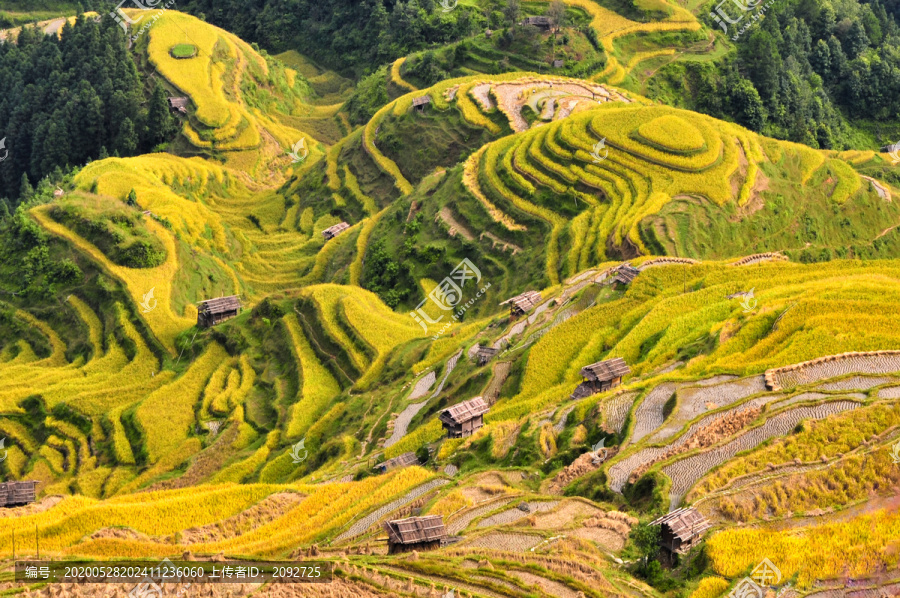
[383,515,447,554]
[0,481,38,508]
[322,222,350,241]
[649,507,711,554]
[501,290,541,320]
[571,357,630,399]
[439,397,489,438]
[196,296,241,328]
[375,451,420,474]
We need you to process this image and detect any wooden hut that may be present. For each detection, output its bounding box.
[383,515,446,554]
[650,507,711,554]
[376,451,419,474]
[412,95,431,112]
[439,397,489,438]
[167,97,189,114]
[501,290,541,319]
[0,481,37,508]
[553,59,564,68]
[322,222,350,241]
[571,357,630,398]
[475,346,499,366]
[613,264,640,286]
[521,16,552,30]
[196,296,241,328]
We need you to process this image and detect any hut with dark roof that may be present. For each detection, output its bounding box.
[521,16,552,30]
[501,290,541,319]
[0,481,37,508]
[439,397,489,438]
[613,264,640,286]
[197,296,241,328]
[571,357,630,398]
[167,97,189,114]
[376,451,420,474]
[649,507,711,554]
[475,345,499,366]
[412,95,431,112]
[322,222,350,241]
[383,515,447,554]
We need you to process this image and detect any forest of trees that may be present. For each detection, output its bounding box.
[181,0,481,75]
[0,12,176,207]
[676,0,900,147]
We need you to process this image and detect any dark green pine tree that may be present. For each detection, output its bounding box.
[115,118,138,156]
[19,173,34,201]
[145,82,177,148]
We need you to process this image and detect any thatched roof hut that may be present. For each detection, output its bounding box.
[167,97,189,114]
[0,481,37,507]
[322,222,350,240]
[439,397,489,438]
[197,296,241,328]
[376,451,419,473]
[571,357,630,398]
[501,290,541,318]
[650,507,711,554]
[383,515,446,553]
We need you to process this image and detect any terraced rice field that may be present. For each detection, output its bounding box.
[447,497,518,534]
[384,401,429,448]
[815,376,894,392]
[333,478,450,542]
[603,391,638,433]
[608,391,787,492]
[630,384,676,443]
[769,353,900,390]
[649,376,767,442]
[662,400,860,507]
[408,371,438,400]
[476,501,559,528]
[463,531,544,551]
[878,386,900,399]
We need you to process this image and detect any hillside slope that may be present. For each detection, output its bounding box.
[1,7,900,598]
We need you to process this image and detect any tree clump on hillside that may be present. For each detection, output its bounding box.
[671,0,900,148]
[0,14,177,207]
